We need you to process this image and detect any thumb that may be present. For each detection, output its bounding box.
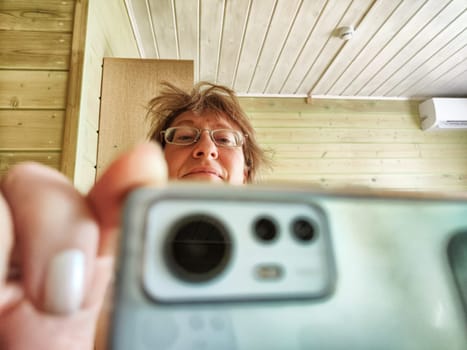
[87,142,168,256]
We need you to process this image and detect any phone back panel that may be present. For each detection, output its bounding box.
[109,185,467,350]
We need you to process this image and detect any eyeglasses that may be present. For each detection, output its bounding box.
[161,126,247,148]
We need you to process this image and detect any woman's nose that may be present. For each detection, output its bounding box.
[192,130,219,159]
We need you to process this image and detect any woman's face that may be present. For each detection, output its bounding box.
[163,110,247,184]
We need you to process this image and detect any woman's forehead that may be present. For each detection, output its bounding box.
[171,110,239,129]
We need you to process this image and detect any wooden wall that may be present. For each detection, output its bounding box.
[73,0,139,192]
[240,97,467,192]
[0,0,75,178]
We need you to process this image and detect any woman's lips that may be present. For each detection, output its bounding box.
[182,168,223,179]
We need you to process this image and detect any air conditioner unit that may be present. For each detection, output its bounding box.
[418,98,467,130]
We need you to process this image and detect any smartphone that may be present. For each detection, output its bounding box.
[109,184,467,350]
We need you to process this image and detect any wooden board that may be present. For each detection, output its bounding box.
[0,31,71,70]
[240,96,467,192]
[0,70,68,109]
[96,58,193,177]
[0,151,61,178]
[0,110,64,149]
[0,0,74,32]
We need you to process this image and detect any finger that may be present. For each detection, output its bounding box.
[87,142,167,256]
[0,193,23,313]
[0,193,12,285]
[1,163,99,313]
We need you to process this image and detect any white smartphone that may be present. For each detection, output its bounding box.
[108,184,467,350]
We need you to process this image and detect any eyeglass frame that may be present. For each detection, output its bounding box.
[160,126,248,148]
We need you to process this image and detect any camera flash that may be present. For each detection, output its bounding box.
[254,264,284,281]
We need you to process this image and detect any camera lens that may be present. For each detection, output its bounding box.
[253,217,278,242]
[165,215,231,283]
[292,218,317,242]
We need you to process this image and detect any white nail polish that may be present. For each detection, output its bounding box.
[44,249,85,314]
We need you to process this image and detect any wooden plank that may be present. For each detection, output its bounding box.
[269,143,467,159]
[148,0,177,57]
[239,97,419,114]
[61,0,87,181]
[264,0,327,93]
[255,127,467,144]
[97,58,193,177]
[199,0,224,82]
[295,0,374,94]
[250,112,419,129]
[395,42,467,97]
[0,151,61,178]
[174,0,197,59]
[0,31,71,70]
[0,110,64,149]
[0,70,67,109]
[262,173,467,191]
[312,0,401,95]
[217,0,253,87]
[0,0,74,32]
[376,10,467,96]
[232,0,277,92]
[125,0,158,57]
[248,0,302,92]
[271,158,467,174]
[358,0,466,96]
[344,0,451,95]
[280,0,354,94]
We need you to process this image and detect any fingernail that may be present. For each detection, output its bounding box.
[44,249,85,314]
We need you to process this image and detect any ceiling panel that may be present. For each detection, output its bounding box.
[126,0,467,98]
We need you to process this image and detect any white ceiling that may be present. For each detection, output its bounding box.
[125,0,467,98]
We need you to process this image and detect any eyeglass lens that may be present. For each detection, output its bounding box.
[164,127,243,147]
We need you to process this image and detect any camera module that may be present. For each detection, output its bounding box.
[165,215,232,283]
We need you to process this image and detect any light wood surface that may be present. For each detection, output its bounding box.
[60,0,88,180]
[240,97,467,192]
[0,0,74,177]
[72,0,141,192]
[0,0,74,32]
[96,58,194,177]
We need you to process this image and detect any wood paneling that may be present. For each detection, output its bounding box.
[240,97,467,192]
[0,0,74,177]
[127,0,467,97]
[0,70,68,109]
[0,0,74,32]
[0,110,64,149]
[97,58,193,177]
[73,0,141,192]
[0,151,60,178]
[0,31,71,70]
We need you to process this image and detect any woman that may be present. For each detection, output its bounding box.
[0,82,268,349]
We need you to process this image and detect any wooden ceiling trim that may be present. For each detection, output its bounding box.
[416,58,467,97]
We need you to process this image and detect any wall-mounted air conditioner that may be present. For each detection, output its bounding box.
[418,98,467,130]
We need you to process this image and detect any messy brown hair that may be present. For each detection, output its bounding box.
[146,81,270,183]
